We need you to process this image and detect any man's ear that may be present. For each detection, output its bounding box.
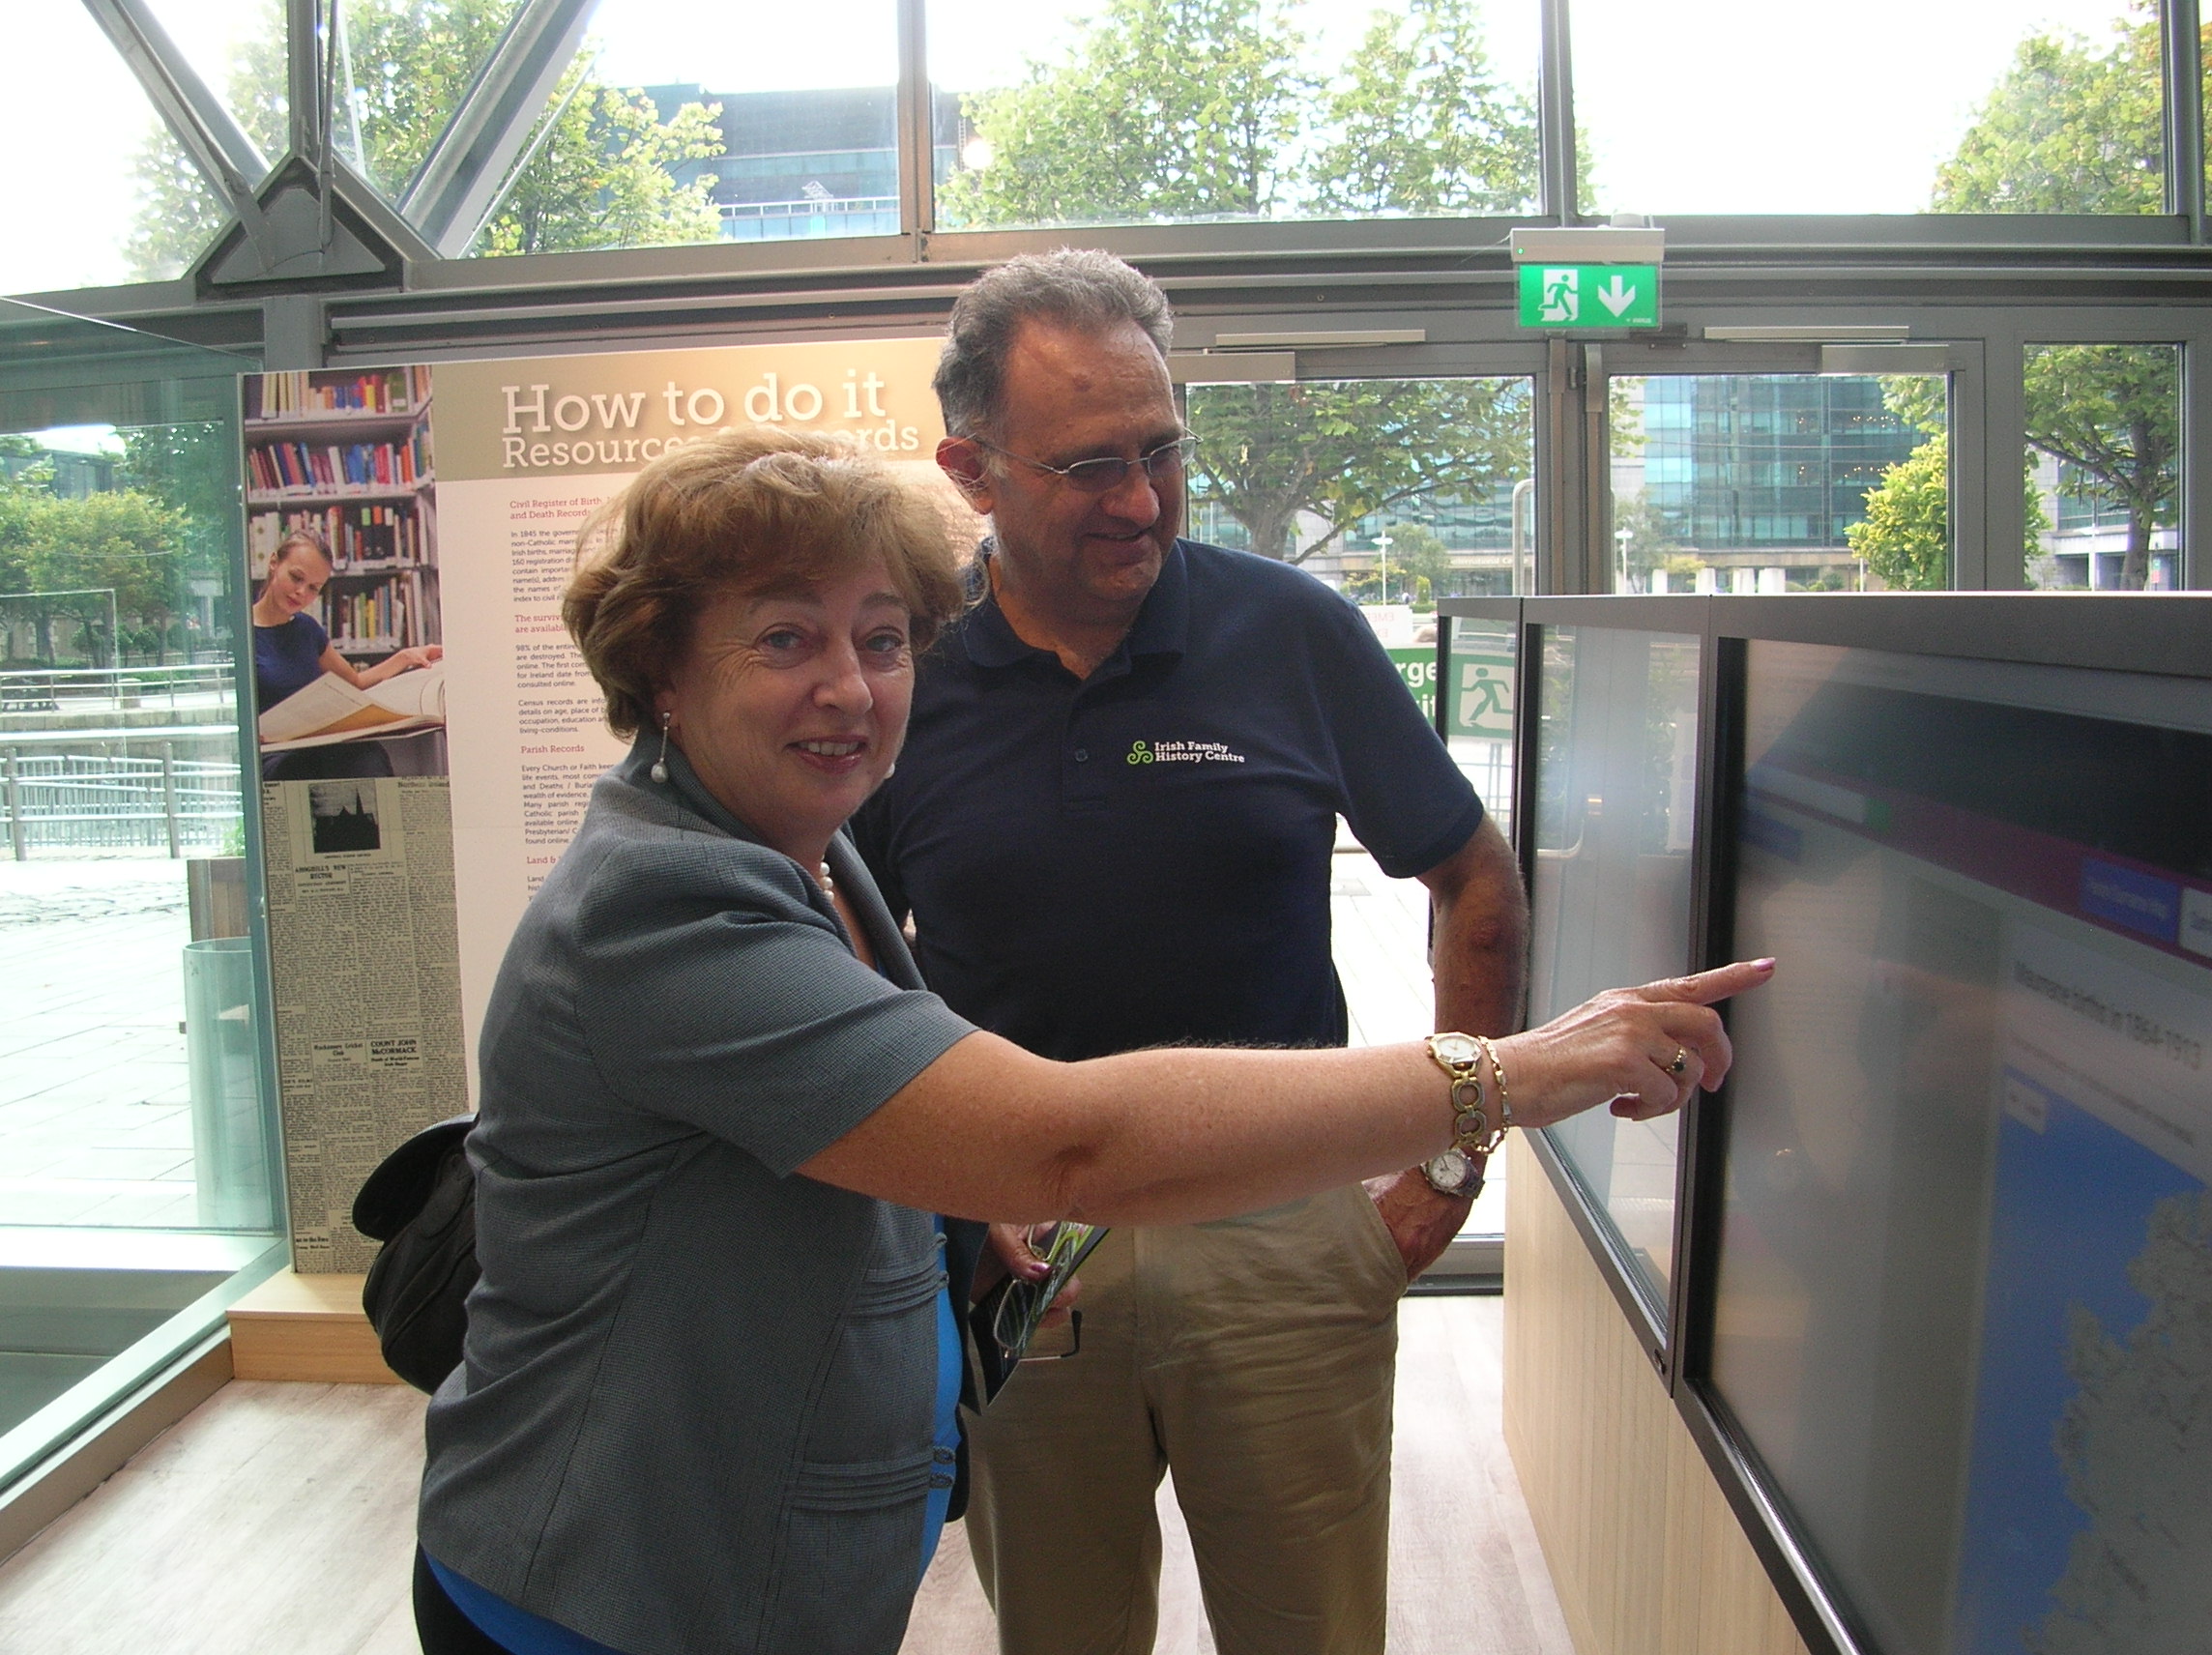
[937,435,995,514]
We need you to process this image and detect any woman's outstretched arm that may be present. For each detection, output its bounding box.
[798,959,1773,1227]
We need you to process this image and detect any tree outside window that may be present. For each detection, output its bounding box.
[1918,1,2190,590]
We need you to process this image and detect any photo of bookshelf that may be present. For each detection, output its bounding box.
[243,365,447,779]
[243,365,440,663]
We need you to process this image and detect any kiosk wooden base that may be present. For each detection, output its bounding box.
[225,1270,400,1384]
[1502,1134,1810,1655]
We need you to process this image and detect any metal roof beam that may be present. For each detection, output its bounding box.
[398,0,599,258]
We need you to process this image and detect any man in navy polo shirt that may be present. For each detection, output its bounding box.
[853,249,1527,1655]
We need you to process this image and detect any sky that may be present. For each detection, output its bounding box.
[0,0,2159,300]
[1572,0,2144,215]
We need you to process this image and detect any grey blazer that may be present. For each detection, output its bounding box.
[418,733,975,1655]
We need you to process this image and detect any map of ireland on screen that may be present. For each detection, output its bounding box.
[2024,1187,2212,1655]
[1953,919,2212,1655]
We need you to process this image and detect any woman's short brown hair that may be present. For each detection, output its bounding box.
[564,427,967,738]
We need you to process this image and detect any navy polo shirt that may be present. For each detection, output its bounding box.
[852,540,1483,1061]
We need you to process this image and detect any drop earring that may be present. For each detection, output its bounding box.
[651,711,672,784]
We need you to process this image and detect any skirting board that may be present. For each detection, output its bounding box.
[0,1331,232,1568]
[226,1270,400,1385]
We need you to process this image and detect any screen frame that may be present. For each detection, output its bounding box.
[1437,591,2212,1655]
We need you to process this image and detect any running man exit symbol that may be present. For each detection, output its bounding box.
[1517,264,1659,330]
[1541,268,1578,323]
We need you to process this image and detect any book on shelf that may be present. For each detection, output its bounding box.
[250,366,431,421]
[247,431,428,492]
[259,663,447,750]
[249,506,428,574]
[320,570,430,653]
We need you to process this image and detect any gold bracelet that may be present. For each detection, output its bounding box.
[1470,1036,1513,1152]
[1424,1035,1495,1150]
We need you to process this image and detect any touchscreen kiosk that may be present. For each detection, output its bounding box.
[1712,640,2212,1655]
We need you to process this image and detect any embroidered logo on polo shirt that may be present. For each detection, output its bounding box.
[1126,739,1246,766]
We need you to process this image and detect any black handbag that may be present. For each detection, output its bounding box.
[352,1114,479,1393]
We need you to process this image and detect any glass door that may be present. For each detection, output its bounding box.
[1180,366,1535,1273]
[1607,364,1954,595]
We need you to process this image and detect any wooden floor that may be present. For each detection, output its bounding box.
[0,1298,1572,1655]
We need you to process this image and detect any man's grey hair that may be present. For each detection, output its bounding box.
[934,248,1175,439]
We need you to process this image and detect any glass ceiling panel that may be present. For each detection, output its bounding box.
[930,0,1541,234]
[331,0,524,212]
[1576,0,2162,218]
[150,0,290,160]
[1,5,216,294]
[554,0,903,254]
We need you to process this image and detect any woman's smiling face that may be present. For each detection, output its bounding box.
[655,561,916,865]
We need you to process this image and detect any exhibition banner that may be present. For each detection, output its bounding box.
[248,337,955,1269]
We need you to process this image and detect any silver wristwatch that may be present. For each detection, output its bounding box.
[1421,1147,1486,1199]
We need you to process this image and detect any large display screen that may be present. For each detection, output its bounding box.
[1529,623,1703,1308]
[1713,640,2212,1655]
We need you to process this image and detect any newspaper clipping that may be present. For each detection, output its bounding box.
[261,775,467,1270]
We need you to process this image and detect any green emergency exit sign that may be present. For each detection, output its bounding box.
[1516,263,1660,330]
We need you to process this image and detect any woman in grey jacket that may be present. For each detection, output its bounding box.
[413,428,1769,1655]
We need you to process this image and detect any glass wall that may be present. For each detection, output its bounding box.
[15,0,2212,295]
[1611,374,1947,595]
[1575,0,2160,218]
[0,300,283,1498]
[148,1,289,150]
[2023,344,2182,591]
[1433,610,1520,1252]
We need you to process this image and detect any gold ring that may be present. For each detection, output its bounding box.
[1667,1048,1688,1076]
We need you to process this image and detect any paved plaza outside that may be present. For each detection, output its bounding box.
[1,857,203,1231]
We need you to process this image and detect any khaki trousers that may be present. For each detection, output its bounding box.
[966,1183,1406,1655]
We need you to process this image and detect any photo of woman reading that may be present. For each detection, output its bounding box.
[252,531,445,780]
